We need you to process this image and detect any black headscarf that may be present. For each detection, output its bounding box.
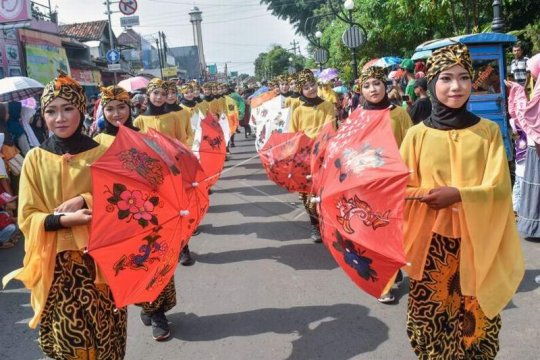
[362,94,392,110]
[204,94,215,102]
[194,96,203,103]
[144,102,166,116]
[181,98,198,108]
[423,74,479,130]
[103,114,138,136]
[164,102,181,113]
[300,95,325,107]
[40,111,98,155]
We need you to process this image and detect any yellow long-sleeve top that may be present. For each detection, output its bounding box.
[3,145,107,328]
[209,96,226,117]
[318,86,339,105]
[289,99,336,139]
[94,132,115,147]
[389,106,413,147]
[134,111,193,146]
[400,119,524,319]
[284,96,302,113]
[196,100,210,117]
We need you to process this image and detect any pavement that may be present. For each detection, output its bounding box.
[0,132,539,360]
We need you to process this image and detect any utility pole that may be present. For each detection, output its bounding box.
[104,0,117,84]
[224,62,228,82]
[155,37,163,79]
[290,39,299,55]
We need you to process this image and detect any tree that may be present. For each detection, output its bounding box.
[254,45,304,81]
[260,0,327,35]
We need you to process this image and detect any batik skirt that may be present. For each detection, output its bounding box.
[138,276,177,315]
[39,251,127,360]
[407,234,501,360]
[300,193,319,226]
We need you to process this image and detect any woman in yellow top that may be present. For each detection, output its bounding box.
[209,83,226,117]
[358,66,413,148]
[290,69,336,243]
[133,79,191,146]
[199,82,213,116]
[400,44,524,359]
[94,85,177,341]
[94,86,138,147]
[191,81,208,115]
[3,75,127,359]
[355,66,413,303]
[163,81,194,147]
[179,83,199,115]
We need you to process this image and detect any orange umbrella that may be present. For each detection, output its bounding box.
[193,113,227,188]
[258,132,313,192]
[315,108,409,298]
[145,128,210,235]
[89,125,191,307]
[362,58,379,71]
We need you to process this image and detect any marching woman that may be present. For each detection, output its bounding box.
[163,81,194,147]
[94,86,138,146]
[199,82,213,116]
[355,66,413,303]
[179,83,199,115]
[400,44,524,359]
[358,66,413,148]
[289,69,336,242]
[3,74,127,359]
[133,79,185,340]
[134,79,190,145]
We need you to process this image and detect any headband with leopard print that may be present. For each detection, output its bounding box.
[426,43,474,82]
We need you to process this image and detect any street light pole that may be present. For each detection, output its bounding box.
[491,0,505,33]
[105,0,117,84]
[347,9,358,81]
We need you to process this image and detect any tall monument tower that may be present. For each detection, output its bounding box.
[189,6,206,77]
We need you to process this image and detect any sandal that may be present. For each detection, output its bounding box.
[377,291,395,304]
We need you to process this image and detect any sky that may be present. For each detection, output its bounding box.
[43,0,309,75]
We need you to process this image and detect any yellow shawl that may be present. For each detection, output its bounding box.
[400,120,524,318]
[3,146,107,328]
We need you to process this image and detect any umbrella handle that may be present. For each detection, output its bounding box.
[306,174,312,180]
[179,210,190,217]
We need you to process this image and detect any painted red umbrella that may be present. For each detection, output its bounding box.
[310,121,337,194]
[314,108,409,298]
[89,125,191,307]
[192,113,227,188]
[258,131,313,193]
[145,128,210,234]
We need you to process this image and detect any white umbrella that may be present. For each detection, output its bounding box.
[0,76,44,102]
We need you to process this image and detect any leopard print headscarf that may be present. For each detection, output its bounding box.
[41,74,87,115]
[296,69,316,88]
[358,66,386,84]
[147,78,166,94]
[100,85,131,107]
[426,43,474,82]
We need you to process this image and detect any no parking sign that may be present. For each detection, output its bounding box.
[0,0,32,24]
[118,0,137,16]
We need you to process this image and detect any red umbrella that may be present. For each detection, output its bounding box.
[145,128,210,234]
[258,132,313,193]
[89,125,191,307]
[192,113,227,188]
[362,58,380,71]
[314,108,409,298]
[310,121,337,194]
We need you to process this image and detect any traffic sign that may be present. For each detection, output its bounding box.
[108,63,121,71]
[106,49,121,64]
[342,25,365,49]
[0,0,32,24]
[120,15,139,28]
[313,48,328,64]
[118,0,137,16]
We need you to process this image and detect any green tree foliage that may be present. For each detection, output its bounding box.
[254,45,306,80]
[261,0,539,82]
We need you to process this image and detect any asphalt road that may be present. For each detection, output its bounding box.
[0,133,539,360]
